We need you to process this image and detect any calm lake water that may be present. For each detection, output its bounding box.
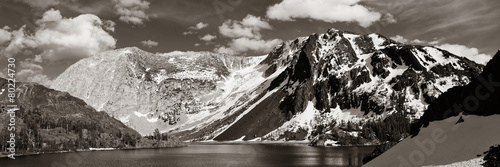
[1,143,375,167]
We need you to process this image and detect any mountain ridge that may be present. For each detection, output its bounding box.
[50,28,483,145]
[0,77,141,154]
[51,47,266,135]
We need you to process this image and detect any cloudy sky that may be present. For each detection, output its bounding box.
[0,0,498,86]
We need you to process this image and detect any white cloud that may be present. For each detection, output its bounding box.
[113,0,151,25]
[200,34,216,42]
[382,13,397,24]
[15,0,150,25]
[1,9,116,61]
[190,22,209,30]
[182,31,195,35]
[103,20,117,32]
[390,35,443,45]
[2,26,37,57]
[0,26,12,45]
[241,15,272,30]
[216,14,280,55]
[266,0,382,27]
[390,35,491,65]
[161,50,199,57]
[20,60,43,71]
[16,59,52,87]
[219,15,272,39]
[183,22,209,35]
[215,38,282,55]
[36,8,63,23]
[33,54,43,63]
[411,39,427,45]
[390,35,408,43]
[194,43,200,47]
[141,40,158,48]
[17,69,52,87]
[437,44,492,65]
[34,9,116,61]
[428,40,441,46]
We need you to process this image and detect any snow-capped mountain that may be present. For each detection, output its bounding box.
[51,28,482,142]
[214,29,482,142]
[51,47,265,135]
[364,51,500,166]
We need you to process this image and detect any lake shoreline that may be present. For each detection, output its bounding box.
[0,144,187,159]
[1,141,379,159]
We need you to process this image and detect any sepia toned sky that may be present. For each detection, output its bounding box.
[0,0,498,86]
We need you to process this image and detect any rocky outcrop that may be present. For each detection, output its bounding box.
[412,51,500,135]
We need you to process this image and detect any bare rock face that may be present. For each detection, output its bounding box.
[51,47,264,135]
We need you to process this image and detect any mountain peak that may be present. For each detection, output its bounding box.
[90,46,152,60]
[51,46,266,135]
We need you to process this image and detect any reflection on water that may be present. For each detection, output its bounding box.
[0,143,375,167]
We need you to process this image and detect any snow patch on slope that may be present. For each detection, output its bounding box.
[134,111,158,123]
[369,34,386,50]
[324,106,366,123]
[264,101,319,140]
[294,101,318,128]
[365,114,500,166]
[385,64,408,82]
[423,157,484,167]
[435,75,461,93]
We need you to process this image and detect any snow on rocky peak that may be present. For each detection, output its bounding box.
[243,29,483,143]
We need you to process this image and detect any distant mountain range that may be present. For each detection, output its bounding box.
[49,28,483,148]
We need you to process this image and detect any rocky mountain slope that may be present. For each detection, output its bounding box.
[51,28,483,143]
[51,47,265,135]
[221,29,482,142]
[364,51,499,166]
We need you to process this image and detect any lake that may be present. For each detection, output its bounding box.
[0,143,375,167]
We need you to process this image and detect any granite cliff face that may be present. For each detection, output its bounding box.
[51,29,483,143]
[51,47,265,135]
